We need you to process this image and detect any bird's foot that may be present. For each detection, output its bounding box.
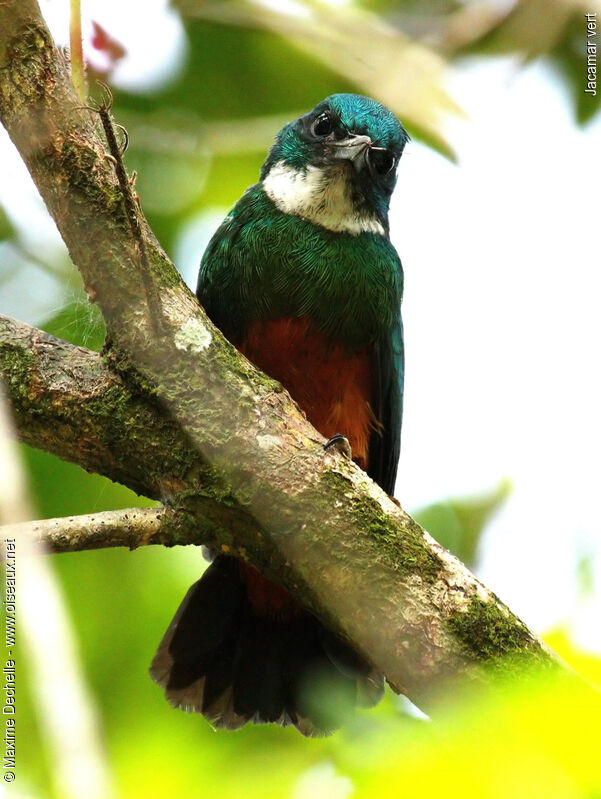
[324,434,352,459]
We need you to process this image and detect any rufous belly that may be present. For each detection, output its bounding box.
[240,317,376,470]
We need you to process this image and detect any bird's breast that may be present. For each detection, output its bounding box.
[240,317,377,471]
[199,185,402,355]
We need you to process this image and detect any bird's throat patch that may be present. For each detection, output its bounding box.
[262,160,384,236]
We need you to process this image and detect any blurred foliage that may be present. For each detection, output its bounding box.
[347,667,601,799]
[0,204,16,292]
[576,551,596,598]
[43,298,106,352]
[413,479,512,568]
[0,203,14,240]
[173,0,462,159]
[3,0,599,797]
[445,0,601,124]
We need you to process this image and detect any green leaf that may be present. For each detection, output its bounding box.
[448,0,600,124]
[173,0,461,159]
[42,298,106,351]
[345,669,601,798]
[0,203,15,241]
[413,479,512,567]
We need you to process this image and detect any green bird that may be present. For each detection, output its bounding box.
[151,93,408,735]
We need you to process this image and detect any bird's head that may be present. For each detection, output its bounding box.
[260,94,408,235]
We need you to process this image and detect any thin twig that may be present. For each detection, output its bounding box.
[2,507,170,553]
[69,0,86,101]
[97,83,165,337]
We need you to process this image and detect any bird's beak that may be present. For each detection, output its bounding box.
[330,134,372,170]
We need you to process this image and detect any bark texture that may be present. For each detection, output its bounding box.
[0,0,561,713]
[6,507,169,552]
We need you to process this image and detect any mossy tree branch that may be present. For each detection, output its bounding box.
[0,315,207,498]
[0,0,563,713]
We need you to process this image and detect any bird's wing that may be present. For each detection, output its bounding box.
[196,187,259,344]
[367,308,404,497]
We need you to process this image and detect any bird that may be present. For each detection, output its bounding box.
[150,93,408,735]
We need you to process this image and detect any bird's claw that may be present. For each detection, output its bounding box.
[324,434,352,459]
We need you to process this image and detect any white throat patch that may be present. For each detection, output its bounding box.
[262,160,385,236]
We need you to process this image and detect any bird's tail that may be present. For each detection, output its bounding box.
[150,555,383,736]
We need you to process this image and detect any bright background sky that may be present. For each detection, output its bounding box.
[1,0,599,651]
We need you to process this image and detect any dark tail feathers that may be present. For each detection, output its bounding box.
[150,555,383,736]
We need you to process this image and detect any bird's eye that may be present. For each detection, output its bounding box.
[311,113,334,137]
[367,148,396,176]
